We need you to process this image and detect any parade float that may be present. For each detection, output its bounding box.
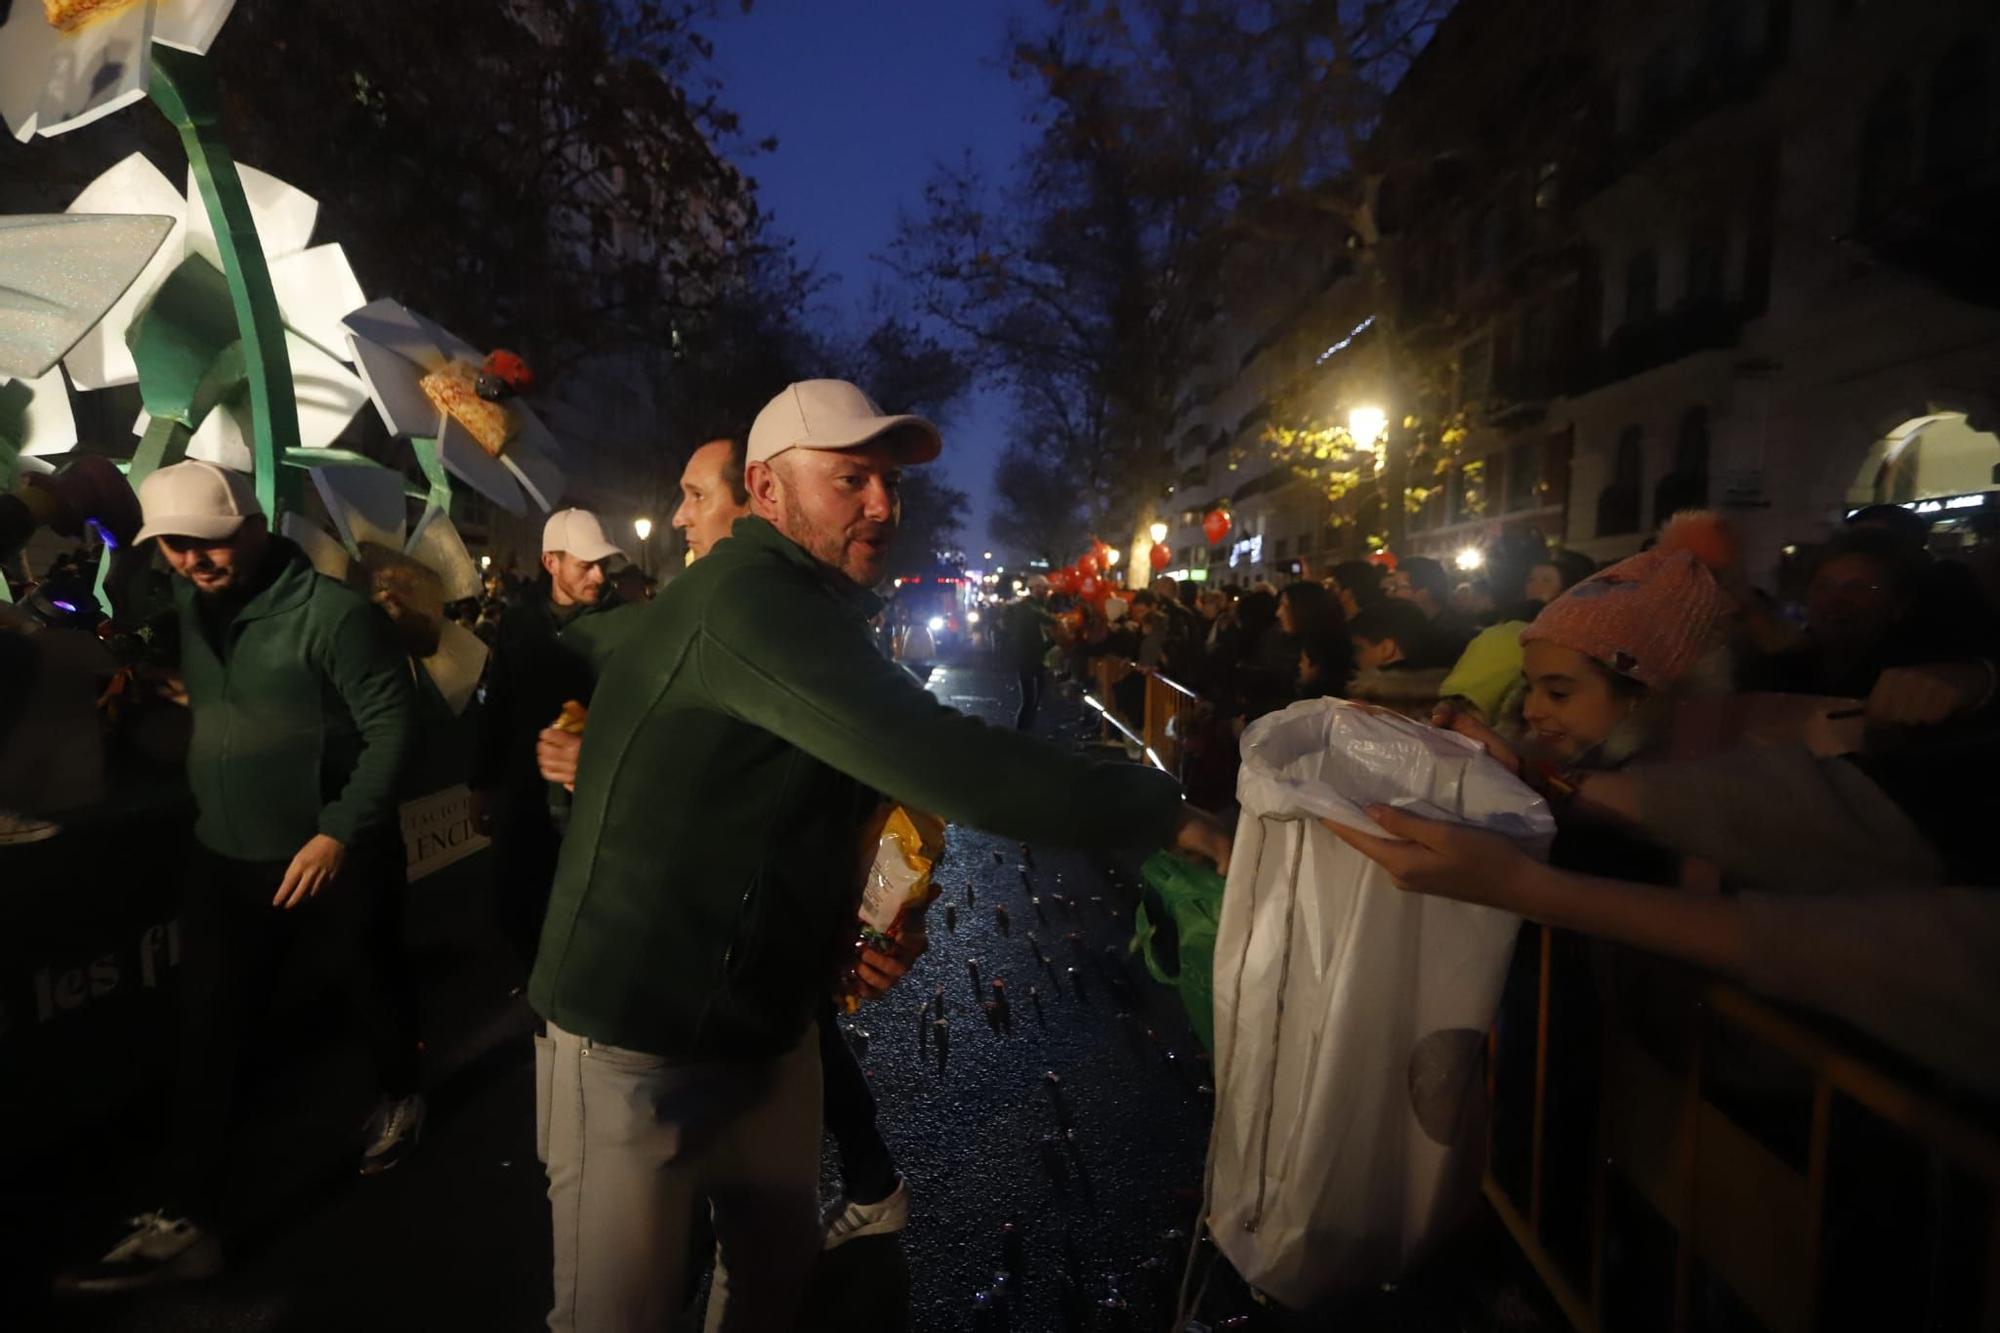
[2,1,566,1145]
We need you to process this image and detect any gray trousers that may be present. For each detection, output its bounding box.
[536,1021,823,1332]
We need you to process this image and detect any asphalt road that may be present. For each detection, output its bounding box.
[16,661,1559,1332]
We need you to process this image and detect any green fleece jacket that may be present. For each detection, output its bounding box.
[177,537,416,861]
[529,516,1184,1059]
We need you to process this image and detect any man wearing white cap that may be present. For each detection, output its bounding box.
[60,461,420,1293]
[529,380,1231,1331]
[471,507,632,977]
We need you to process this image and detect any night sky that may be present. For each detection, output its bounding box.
[703,0,1038,555]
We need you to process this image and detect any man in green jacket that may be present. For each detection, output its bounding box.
[59,461,420,1295]
[471,507,633,976]
[529,380,1229,1332]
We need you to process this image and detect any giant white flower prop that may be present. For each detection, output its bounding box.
[280,464,490,715]
[343,298,566,516]
[57,152,371,468]
[1,0,236,141]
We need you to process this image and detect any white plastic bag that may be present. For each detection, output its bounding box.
[1207,699,1555,1308]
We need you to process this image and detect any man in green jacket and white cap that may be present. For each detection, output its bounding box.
[530,380,1230,1332]
[59,460,421,1295]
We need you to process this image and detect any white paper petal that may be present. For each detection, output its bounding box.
[345,331,441,440]
[438,413,524,515]
[417,313,483,367]
[499,440,564,513]
[17,365,79,457]
[285,332,368,450]
[16,4,154,141]
[343,299,447,374]
[310,465,409,552]
[423,619,489,716]
[185,160,317,270]
[185,399,255,472]
[405,506,482,601]
[151,0,237,54]
[63,154,191,390]
[0,214,175,380]
[270,244,366,363]
[279,512,351,583]
[0,4,63,142]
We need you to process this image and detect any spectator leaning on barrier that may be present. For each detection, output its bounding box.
[526,379,1232,1332]
[59,461,420,1295]
[470,507,632,978]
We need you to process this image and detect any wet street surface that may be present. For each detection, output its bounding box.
[9,661,1559,1331]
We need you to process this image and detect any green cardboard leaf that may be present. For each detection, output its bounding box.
[126,255,241,427]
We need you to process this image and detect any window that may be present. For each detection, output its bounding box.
[1686,219,1728,304]
[1655,407,1712,517]
[1462,336,1494,405]
[1624,249,1660,325]
[1925,37,1990,182]
[1857,76,1915,223]
[1533,160,1561,212]
[1273,537,1290,561]
[1596,425,1645,536]
[1639,42,1683,133]
[1507,440,1542,511]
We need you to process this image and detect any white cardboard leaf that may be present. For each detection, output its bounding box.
[151,0,237,54]
[185,399,254,472]
[343,298,447,374]
[270,244,366,364]
[438,413,525,515]
[184,160,316,270]
[405,506,482,601]
[286,332,369,450]
[280,511,350,582]
[63,154,190,390]
[18,365,79,457]
[310,465,409,552]
[0,213,174,379]
[498,437,564,513]
[10,3,153,141]
[346,331,443,440]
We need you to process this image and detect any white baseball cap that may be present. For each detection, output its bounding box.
[745,380,942,467]
[541,508,626,563]
[134,460,262,543]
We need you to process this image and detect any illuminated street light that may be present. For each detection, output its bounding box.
[1105,548,1120,566]
[479,554,492,570]
[634,517,654,542]
[1148,521,1169,544]
[1455,547,1484,572]
[1348,404,1388,446]
[983,551,994,560]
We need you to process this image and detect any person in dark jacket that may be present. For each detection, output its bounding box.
[1000,574,1056,729]
[60,462,418,1294]
[469,508,631,977]
[528,380,1232,1332]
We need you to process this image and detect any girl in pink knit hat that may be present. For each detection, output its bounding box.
[1435,519,1741,791]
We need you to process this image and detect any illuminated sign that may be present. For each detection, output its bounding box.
[1228,535,1264,568]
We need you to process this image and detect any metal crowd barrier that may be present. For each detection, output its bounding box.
[1486,925,2000,1333]
[1081,658,1199,779]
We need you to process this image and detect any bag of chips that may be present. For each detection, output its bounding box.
[838,804,946,1011]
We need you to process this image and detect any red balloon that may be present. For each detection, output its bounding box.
[1201,509,1231,544]
[1078,551,1102,577]
[1149,543,1172,572]
[1078,573,1103,601]
[1049,567,1077,595]
[1367,549,1399,571]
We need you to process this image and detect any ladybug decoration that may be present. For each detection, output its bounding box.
[1201,508,1231,545]
[476,349,535,402]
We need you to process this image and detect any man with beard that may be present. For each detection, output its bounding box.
[60,461,418,1293]
[530,381,1231,1331]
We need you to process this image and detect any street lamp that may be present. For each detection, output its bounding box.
[633,517,654,577]
[1104,547,1120,566]
[1148,521,1169,544]
[1347,404,1388,447]
[1455,546,1484,572]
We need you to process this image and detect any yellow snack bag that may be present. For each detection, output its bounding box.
[839,805,946,1010]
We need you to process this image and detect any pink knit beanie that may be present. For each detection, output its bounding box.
[1520,548,1735,691]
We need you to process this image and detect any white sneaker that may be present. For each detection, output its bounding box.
[360,1093,426,1175]
[55,1211,222,1294]
[821,1176,910,1250]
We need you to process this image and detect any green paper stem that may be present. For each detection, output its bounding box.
[408,436,456,518]
[149,48,300,519]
